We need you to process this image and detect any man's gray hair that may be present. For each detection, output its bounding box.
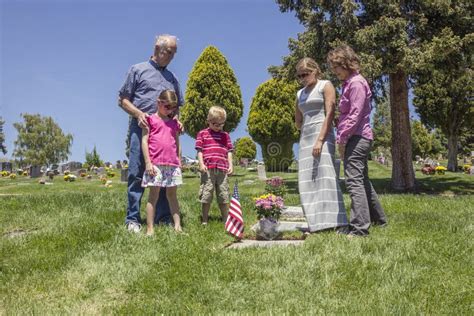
[155,34,178,49]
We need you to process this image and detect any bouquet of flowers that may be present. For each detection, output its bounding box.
[254,193,284,221]
[265,176,287,197]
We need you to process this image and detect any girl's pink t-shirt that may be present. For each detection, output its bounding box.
[146,114,180,166]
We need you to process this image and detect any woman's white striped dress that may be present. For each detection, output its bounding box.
[297,80,348,232]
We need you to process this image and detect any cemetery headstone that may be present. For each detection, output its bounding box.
[97,167,106,175]
[121,168,128,182]
[257,164,267,180]
[0,162,12,172]
[29,165,42,178]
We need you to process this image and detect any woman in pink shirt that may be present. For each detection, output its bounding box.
[327,45,387,237]
[141,90,183,235]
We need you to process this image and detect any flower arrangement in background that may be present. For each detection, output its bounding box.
[9,173,16,179]
[463,164,472,174]
[63,174,76,182]
[435,166,447,175]
[99,175,108,184]
[264,176,287,197]
[1,171,10,177]
[254,193,284,221]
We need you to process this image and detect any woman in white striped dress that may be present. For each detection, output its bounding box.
[295,58,348,232]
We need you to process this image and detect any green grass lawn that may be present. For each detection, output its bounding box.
[1,163,473,314]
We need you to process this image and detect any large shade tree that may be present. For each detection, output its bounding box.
[412,29,474,171]
[0,117,6,155]
[247,79,299,171]
[181,46,243,138]
[272,0,471,190]
[13,113,73,166]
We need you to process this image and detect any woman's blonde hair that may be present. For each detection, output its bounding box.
[207,106,227,121]
[327,45,360,72]
[158,90,178,107]
[296,57,321,78]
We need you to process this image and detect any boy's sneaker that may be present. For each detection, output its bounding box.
[127,222,141,233]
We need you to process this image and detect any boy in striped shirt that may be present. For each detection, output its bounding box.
[195,106,234,225]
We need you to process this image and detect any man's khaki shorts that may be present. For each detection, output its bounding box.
[199,169,229,204]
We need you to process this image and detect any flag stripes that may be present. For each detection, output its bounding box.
[225,181,244,238]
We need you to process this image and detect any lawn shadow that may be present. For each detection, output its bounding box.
[339,174,474,195]
[285,179,299,195]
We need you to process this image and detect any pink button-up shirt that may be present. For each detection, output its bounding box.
[336,72,374,144]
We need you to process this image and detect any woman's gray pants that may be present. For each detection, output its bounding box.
[344,136,387,235]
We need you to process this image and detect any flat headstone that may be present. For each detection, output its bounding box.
[281,206,304,218]
[227,239,304,249]
[257,165,267,180]
[242,180,255,185]
[250,221,308,233]
[277,221,308,232]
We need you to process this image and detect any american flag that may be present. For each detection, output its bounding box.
[225,180,244,238]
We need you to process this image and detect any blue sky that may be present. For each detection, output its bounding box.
[1,0,305,163]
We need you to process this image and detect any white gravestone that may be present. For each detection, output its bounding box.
[257,164,267,180]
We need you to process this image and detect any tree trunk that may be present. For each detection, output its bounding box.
[389,70,415,191]
[447,132,458,172]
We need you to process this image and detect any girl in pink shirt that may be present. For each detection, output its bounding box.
[141,90,182,235]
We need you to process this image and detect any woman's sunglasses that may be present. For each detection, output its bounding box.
[297,72,311,79]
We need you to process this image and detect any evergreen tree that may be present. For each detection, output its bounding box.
[181,46,243,138]
[0,117,6,155]
[85,146,103,168]
[13,114,73,166]
[372,94,392,151]
[247,79,299,171]
[411,121,449,160]
[234,136,257,162]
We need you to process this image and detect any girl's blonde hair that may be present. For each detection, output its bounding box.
[207,106,227,121]
[327,45,360,72]
[296,57,321,78]
[158,90,178,107]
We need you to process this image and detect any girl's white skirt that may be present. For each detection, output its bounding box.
[141,165,182,187]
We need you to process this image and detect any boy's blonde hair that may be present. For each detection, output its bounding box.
[158,90,178,107]
[327,45,360,72]
[207,106,227,121]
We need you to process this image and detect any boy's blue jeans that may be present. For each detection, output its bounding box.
[126,118,171,225]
